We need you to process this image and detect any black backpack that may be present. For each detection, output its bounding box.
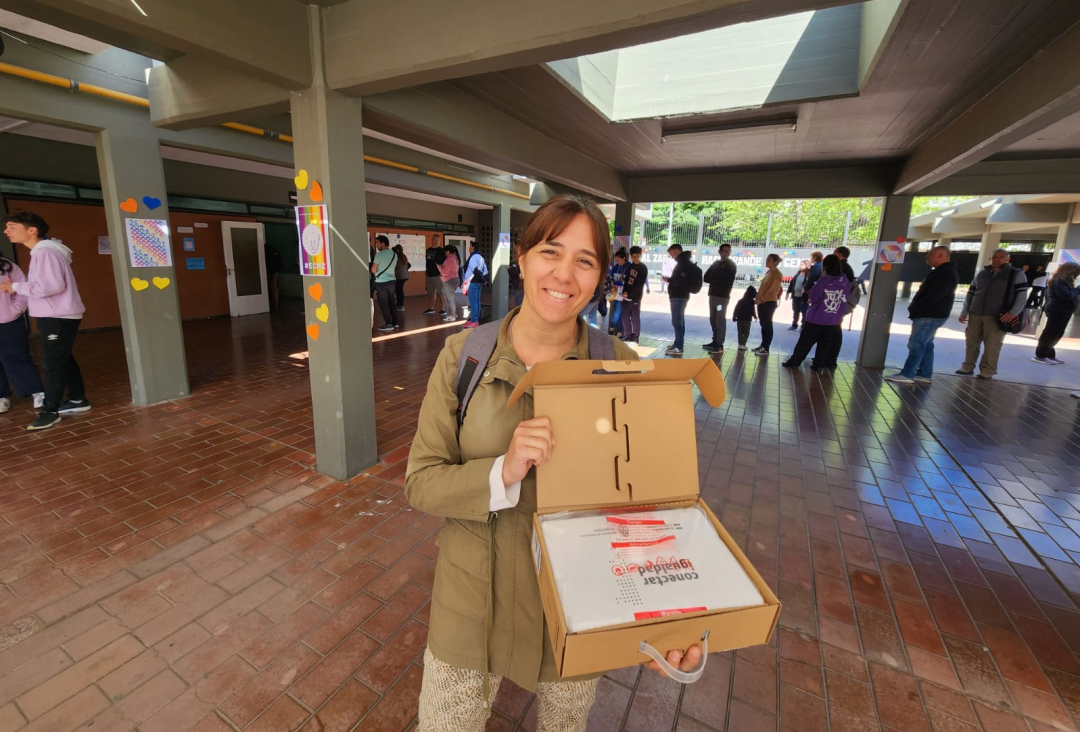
[688,262,704,295]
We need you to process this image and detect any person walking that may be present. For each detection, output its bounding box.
[663,244,696,356]
[423,234,447,316]
[371,236,401,332]
[405,194,699,732]
[786,260,809,330]
[703,243,737,353]
[732,286,757,351]
[885,245,959,384]
[956,248,1029,380]
[1,212,89,431]
[1033,263,1080,365]
[753,254,783,355]
[461,242,489,329]
[0,252,44,415]
[782,254,849,370]
[439,245,462,323]
[619,246,649,342]
[1027,266,1048,309]
[393,244,410,312]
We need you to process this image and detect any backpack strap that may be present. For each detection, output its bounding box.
[455,320,617,427]
[455,321,502,427]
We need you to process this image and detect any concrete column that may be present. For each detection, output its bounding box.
[491,204,512,319]
[614,202,635,247]
[857,195,913,369]
[96,127,190,406]
[290,5,377,479]
[977,231,1002,267]
[900,238,920,299]
[1050,204,1080,267]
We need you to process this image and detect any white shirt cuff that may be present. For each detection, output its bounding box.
[489,455,521,512]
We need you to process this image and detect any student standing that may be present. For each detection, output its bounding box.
[732,286,757,351]
[371,235,401,332]
[424,234,447,316]
[1,212,89,431]
[885,246,959,384]
[0,253,44,415]
[1033,263,1080,364]
[619,246,649,342]
[663,244,696,356]
[786,260,809,330]
[753,254,783,355]
[607,249,630,338]
[393,244,410,312]
[461,242,489,329]
[782,255,848,370]
[702,243,737,353]
[439,245,461,323]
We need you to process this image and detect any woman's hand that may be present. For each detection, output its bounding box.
[645,644,703,678]
[502,417,555,486]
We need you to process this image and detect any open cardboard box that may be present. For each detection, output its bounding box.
[509,358,781,679]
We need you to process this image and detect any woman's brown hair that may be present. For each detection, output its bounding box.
[516,194,611,277]
[1052,262,1080,285]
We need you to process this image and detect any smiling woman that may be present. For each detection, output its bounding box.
[403,195,701,731]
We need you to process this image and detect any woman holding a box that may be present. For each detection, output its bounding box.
[406,195,702,731]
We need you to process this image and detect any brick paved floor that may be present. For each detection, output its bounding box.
[2,297,1080,731]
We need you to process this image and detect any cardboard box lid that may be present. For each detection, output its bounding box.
[508,359,726,512]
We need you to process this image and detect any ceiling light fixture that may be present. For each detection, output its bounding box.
[129,0,148,17]
[661,116,798,144]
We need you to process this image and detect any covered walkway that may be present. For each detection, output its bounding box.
[2,312,1080,731]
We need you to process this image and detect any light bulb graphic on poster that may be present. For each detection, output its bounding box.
[296,205,332,277]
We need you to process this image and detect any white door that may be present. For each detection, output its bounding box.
[221,222,270,317]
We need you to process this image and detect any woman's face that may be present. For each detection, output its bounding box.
[519,214,601,326]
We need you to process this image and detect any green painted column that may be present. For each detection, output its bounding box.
[291,6,377,479]
[857,195,913,369]
[96,127,190,406]
[491,204,512,319]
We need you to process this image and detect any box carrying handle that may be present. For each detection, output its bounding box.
[637,630,709,684]
[593,360,656,375]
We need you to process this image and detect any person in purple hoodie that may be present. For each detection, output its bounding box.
[782,254,849,371]
[0,253,44,416]
[1,212,90,430]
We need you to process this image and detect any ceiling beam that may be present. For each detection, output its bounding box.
[893,20,1080,194]
[919,157,1080,197]
[627,163,900,203]
[362,83,627,201]
[324,0,851,96]
[1,0,312,89]
[148,57,292,131]
[985,202,1071,226]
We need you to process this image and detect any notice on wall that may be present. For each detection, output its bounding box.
[613,235,630,252]
[194,223,209,229]
[97,236,111,255]
[125,218,173,268]
[176,226,194,234]
[183,237,195,252]
[389,233,427,271]
[296,204,332,277]
[498,232,511,249]
[875,240,906,266]
[186,257,205,271]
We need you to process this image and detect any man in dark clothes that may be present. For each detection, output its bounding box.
[619,246,650,342]
[885,245,960,384]
[702,243,737,353]
[664,244,695,356]
[423,233,447,315]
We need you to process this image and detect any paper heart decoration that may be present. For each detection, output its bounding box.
[153,277,170,290]
[315,303,329,322]
[120,198,138,213]
[308,282,322,301]
[310,181,324,202]
[294,169,309,190]
[143,196,162,210]
[306,323,320,341]
[130,277,149,291]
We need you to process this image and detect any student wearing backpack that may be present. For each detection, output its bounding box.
[813,246,860,367]
[663,244,701,356]
[753,254,783,355]
[405,194,696,731]
[371,235,401,332]
[461,242,489,329]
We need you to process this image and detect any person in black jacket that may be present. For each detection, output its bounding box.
[885,246,959,384]
[702,244,737,353]
[732,286,757,351]
[1033,263,1080,364]
[664,245,695,355]
[619,246,650,342]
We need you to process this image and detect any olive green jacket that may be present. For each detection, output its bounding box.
[405,310,637,691]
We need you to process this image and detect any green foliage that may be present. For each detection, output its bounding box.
[910,196,975,217]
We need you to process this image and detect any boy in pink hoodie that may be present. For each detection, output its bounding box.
[1,212,90,431]
[0,254,44,415]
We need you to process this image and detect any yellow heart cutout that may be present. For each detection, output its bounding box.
[307,323,320,341]
[315,303,329,322]
[153,277,171,290]
[308,282,323,301]
[130,277,149,291]
[294,169,309,190]
[310,180,324,202]
[120,198,138,213]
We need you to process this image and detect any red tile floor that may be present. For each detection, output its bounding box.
[2,297,1080,731]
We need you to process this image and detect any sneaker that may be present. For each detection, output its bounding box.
[33,392,44,410]
[0,398,9,414]
[955,369,974,376]
[377,324,395,332]
[58,399,91,414]
[438,310,447,315]
[396,306,405,311]
[704,344,723,353]
[885,374,915,384]
[393,324,403,330]
[976,373,993,380]
[738,344,748,351]
[423,309,436,315]
[702,342,717,350]
[781,361,798,368]
[754,348,769,356]
[463,321,479,329]
[913,376,933,384]
[667,347,683,356]
[788,325,798,330]
[1048,358,1065,365]
[1032,357,1052,365]
[27,411,60,431]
